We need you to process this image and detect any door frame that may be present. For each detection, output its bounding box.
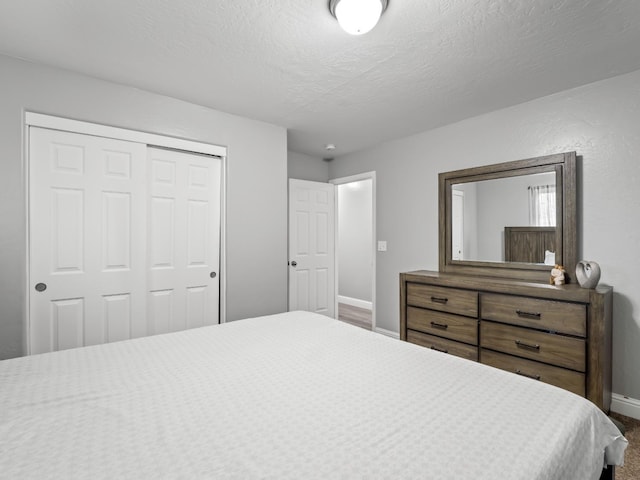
[24,112,228,353]
[329,171,376,331]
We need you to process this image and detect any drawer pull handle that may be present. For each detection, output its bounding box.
[430,346,448,354]
[515,340,540,351]
[515,369,541,381]
[516,310,542,319]
[430,321,449,330]
[431,296,448,304]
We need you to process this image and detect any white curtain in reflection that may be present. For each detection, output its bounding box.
[529,185,556,226]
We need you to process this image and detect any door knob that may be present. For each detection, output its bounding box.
[210,272,217,278]
[35,283,47,292]
[290,261,297,267]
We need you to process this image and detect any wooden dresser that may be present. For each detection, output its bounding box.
[400,270,613,412]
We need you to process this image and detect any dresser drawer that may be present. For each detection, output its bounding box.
[407,306,478,345]
[481,293,586,337]
[407,330,478,362]
[481,349,585,397]
[480,321,585,371]
[407,283,478,317]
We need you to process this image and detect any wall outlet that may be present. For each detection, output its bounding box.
[377,241,387,252]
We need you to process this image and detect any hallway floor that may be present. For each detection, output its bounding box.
[337,303,372,331]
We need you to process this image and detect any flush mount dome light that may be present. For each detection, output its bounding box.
[329,0,389,35]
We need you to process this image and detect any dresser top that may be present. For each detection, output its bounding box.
[401,270,611,303]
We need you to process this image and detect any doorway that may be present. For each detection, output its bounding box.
[331,172,376,331]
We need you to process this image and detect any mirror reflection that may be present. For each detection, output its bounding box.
[451,172,556,264]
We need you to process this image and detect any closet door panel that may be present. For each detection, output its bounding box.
[147,147,222,330]
[29,127,147,354]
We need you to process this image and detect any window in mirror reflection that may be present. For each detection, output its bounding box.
[451,172,556,263]
[529,184,556,226]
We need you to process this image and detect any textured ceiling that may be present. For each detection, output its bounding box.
[1,0,640,157]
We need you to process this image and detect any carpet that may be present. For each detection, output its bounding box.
[610,412,640,480]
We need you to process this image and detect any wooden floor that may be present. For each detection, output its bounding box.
[337,303,372,330]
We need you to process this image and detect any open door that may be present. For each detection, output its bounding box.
[288,179,335,317]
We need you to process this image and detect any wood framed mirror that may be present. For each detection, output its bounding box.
[438,152,577,283]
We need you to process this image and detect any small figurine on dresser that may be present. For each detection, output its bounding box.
[550,264,566,286]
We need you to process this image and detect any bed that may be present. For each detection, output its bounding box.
[0,311,627,479]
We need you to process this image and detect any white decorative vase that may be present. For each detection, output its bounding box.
[575,261,601,289]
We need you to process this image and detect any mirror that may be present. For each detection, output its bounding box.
[452,171,556,263]
[439,152,577,282]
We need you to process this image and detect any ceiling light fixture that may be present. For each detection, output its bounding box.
[329,0,389,36]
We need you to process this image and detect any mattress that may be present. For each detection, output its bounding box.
[0,311,627,479]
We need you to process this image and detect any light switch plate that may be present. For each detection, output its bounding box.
[377,241,387,252]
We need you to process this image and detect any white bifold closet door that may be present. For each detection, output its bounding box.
[29,128,221,354]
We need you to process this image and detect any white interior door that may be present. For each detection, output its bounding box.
[452,190,465,260]
[29,127,148,354]
[288,179,335,317]
[147,147,221,334]
[29,128,222,354]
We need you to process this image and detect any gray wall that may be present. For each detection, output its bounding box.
[288,151,329,182]
[0,54,288,360]
[328,68,640,401]
[337,180,373,302]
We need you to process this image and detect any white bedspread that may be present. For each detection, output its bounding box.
[0,311,627,479]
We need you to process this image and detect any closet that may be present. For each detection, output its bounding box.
[28,121,223,354]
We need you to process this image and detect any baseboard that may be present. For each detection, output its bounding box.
[375,327,399,339]
[337,295,372,310]
[611,393,640,420]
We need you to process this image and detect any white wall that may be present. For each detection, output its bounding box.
[288,151,329,182]
[0,54,288,360]
[338,180,373,303]
[328,68,640,401]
